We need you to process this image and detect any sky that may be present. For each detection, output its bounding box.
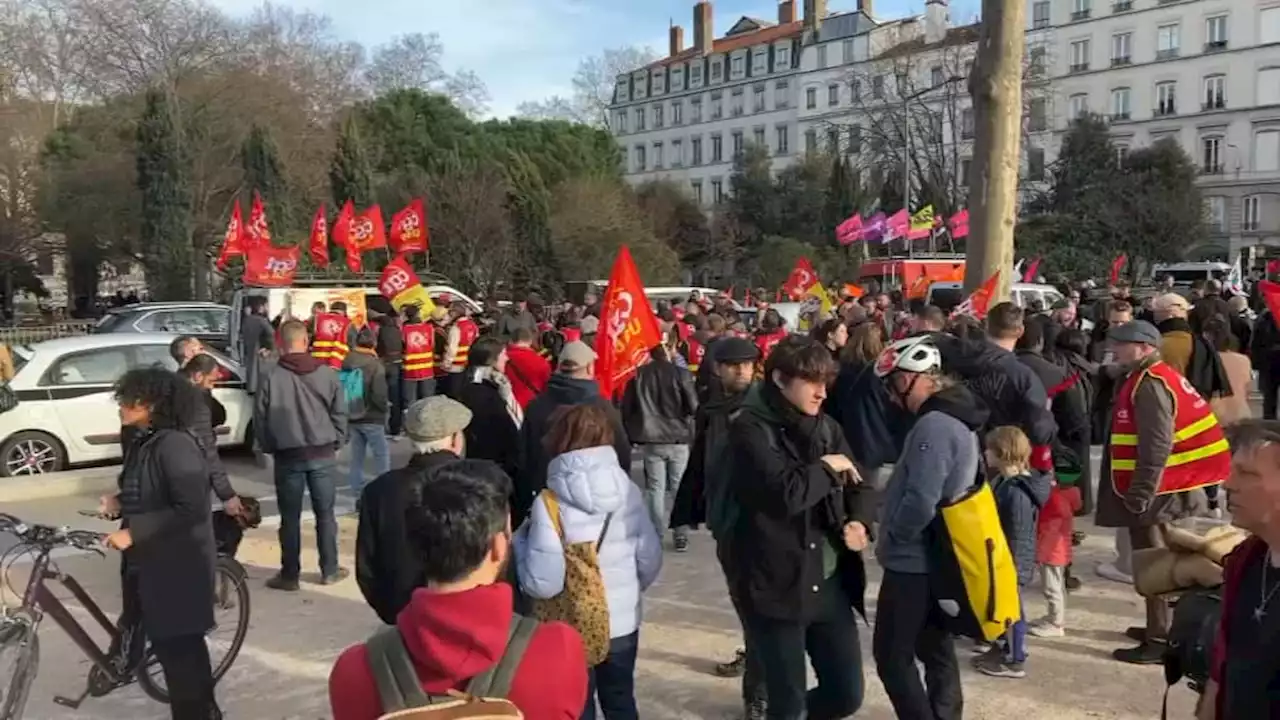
[210,0,981,118]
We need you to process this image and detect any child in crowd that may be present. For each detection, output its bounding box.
[1029,451,1083,639]
[974,426,1051,679]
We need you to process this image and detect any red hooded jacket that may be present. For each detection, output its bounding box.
[329,583,586,720]
[504,343,551,409]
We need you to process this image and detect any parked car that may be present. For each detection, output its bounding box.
[93,301,232,351]
[926,282,1065,314]
[0,334,252,477]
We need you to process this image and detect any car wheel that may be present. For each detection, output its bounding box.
[0,431,67,477]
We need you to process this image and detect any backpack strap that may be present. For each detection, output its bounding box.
[465,613,541,698]
[540,491,564,538]
[365,627,432,712]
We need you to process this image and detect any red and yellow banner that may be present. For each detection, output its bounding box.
[378,255,435,314]
[596,246,662,398]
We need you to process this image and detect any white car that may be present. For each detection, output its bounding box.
[0,334,252,476]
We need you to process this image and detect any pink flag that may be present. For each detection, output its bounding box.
[1021,257,1042,283]
[947,209,970,238]
[836,214,863,246]
[884,209,909,242]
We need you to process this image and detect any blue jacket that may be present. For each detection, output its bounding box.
[991,470,1051,585]
[514,446,663,639]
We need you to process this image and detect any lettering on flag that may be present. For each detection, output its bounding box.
[782,257,820,300]
[595,246,662,398]
[309,205,329,268]
[246,191,271,247]
[242,244,299,288]
[378,255,435,313]
[391,199,428,255]
[216,201,245,269]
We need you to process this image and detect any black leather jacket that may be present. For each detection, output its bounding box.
[621,357,698,444]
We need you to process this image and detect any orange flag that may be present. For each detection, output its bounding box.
[782,257,819,300]
[390,199,428,255]
[951,270,1001,320]
[595,246,662,398]
[215,201,244,270]
[242,243,299,288]
[308,205,329,268]
[245,190,271,248]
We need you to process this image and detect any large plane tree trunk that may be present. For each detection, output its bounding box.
[965,0,1026,300]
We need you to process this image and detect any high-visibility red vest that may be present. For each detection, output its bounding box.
[561,327,582,343]
[754,329,787,362]
[684,337,706,372]
[1109,360,1230,497]
[674,321,691,343]
[402,322,435,380]
[450,317,480,371]
[311,312,351,368]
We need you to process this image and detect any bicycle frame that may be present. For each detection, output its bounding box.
[20,547,124,681]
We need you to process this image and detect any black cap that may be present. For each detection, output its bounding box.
[714,337,760,364]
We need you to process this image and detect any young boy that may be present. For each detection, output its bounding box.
[974,426,1051,679]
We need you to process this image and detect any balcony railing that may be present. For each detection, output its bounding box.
[1069,62,1091,73]
[1202,98,1225,111]
[1156,48,1180,60]
[1111,55,1132,66]
[1112,1,1132,11]
[1201,163,1224,175]
[1204,40,1228,52]
[1110,111,1131,121]
[1154,104,1178,116]
[1070,8,1092,20]
[1033,17,1051,28]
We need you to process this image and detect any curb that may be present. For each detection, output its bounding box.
[0,467,119,503]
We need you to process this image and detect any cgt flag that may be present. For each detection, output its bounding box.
[215,201,245,270]
[242,243,299,288]
[245,191,271,248]
[950,270,1001,320]
[390,199,428,255]
[378,255,436,314]
[308,205,329,268]
[782,257,820,300]
[595,246,662,398]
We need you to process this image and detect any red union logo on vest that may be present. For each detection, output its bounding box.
[1116,408,1130,422]
[407,331,427,349]
[323,319,342,336]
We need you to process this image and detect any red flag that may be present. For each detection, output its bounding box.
[1109,254,1128,285]
[1021,257,1042,283]
[836,214,863,246]
[308,205,329,268]
[242,243,299,287]
[782,257,820,300]
[1260,281,1280,329]
[215,201,244,270]
[332,199,355,248]
[350,205,387,251]
[947,209,970,238]
[390,199,428,255]
[951,270,1001,320]
[245,191,271,248]
[378,255,433,311]
[594,246,662,398]
[1267,259,1280,276]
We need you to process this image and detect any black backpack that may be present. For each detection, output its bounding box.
[1160,587,1220,718]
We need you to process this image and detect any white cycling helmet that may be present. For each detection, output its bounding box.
[874,335,943,377]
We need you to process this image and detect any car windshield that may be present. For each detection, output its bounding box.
[93,312,130,332]
[11,344,32,376]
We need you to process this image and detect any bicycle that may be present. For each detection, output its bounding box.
[0,512,251,719]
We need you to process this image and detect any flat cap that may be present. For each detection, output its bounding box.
[1107,320,1163,347]
[713,337,760,364]
[558,340,597,370]
[404,396,472,443]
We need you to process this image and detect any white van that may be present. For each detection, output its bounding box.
[1150,262,1232,288]
[926,282,1064,313]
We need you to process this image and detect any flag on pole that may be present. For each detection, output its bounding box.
[836,214,863,246]
[950,270,1001,320]
[1227,253,1244,295]
[947,209,970,238]
[907,205,935,240]
[884,209,909,242]
[782,257,820,300]
[215,201,244,270]
[1022,257,1042,283]
[1109,254,1128,285]
[595,246,663,398]
[861,212,887,243]
[1259,280,1280,330]
[308,205,329,268]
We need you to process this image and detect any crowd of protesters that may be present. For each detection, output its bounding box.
[90,270,1280,720]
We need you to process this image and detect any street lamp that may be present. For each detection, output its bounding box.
[901,74,966,256]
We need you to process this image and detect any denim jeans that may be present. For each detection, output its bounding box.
[402,378,436,411]
[347,423,390,496]
[873,570,962,720]
[640,443,690,534]
[274,457,339,579]
[384,363,403,435]
[1002,589,1028,664]
[582,631,640,720]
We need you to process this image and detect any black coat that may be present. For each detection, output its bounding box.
[728,385,873,622]
[356,451,459,624]
[620,357,697,445]
[119,429,216,640]
[190,388,234,502]
[450,369,520,481]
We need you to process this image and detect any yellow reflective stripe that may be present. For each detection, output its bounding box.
[1110,438,1230,472]
[1110,434,1138,446]
[1173,414,1219,442]
[1111,459,1136,470]
[404,361,434,371]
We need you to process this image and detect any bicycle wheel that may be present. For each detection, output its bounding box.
[0,623,39,720]
[137,557,251,704]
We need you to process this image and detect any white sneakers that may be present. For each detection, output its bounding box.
[1096,561,1134,585]
[1027,619,1066,638]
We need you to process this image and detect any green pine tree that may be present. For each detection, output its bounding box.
[136,88,193,300]
[241,124,295,241]
[327,116,375,274]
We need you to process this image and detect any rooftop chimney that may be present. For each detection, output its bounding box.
[669,24,685,56]
[693,2,714,55]
[924,0,947,44]
[856,0,873,18]
[803,0,828,34]
[779,0,796,23]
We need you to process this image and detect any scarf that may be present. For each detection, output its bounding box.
[474,366,523,428]
[759,378,835,460]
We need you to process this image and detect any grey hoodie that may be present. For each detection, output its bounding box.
[255,353,348,461]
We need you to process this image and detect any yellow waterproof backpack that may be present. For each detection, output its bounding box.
[927,478,1022,642]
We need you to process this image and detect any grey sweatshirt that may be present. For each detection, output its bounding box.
[254,353,348,461]
[876,384,988,574]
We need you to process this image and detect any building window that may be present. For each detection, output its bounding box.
[1203,75,1226,110]
[776,44,792,70]
[776,125,790,154]
[843,38,856,64]
[1071,0,1091,21]
[754,83,766,112]
[1244,195,1262,231]
[1032,1,1050,28]
[1202,136,1223,173]
[1206,196,1226,231]
[1069,93,1089,120]
[1113,0,1132,12]
[732,55,745,76]
[851,78,862,100]
[775,80,790,109]
[672,100,684,125]
[634,145,646,172]
[805,129,818,154]
[712,179,724,204]
[828,84,839,106]
[653,142,664,169]
[1116,144,1130,163]
[653,72,666,95]
[1069,39,1090,72]
[754,49,768,75]
[827,128,840,152]
[691,97,703,123]
[1110,87,1131,120]
[806,87,817,109]
[1205,15,1228,50]
[961,108,975,139]
[849,125,863,153]
[711,90,724,119]
[753,126,767,148]
[692,64,703,86]
[691,180,703,204]
[1028,97,1048,131]
[872,75,885,99]
[1265,7,1280,45]
[817,45,828,69]
[1156,81,1177,116]
[1029,46,1047,77]
[1111,32,1132,65]
[653,104,664,128]
[672,69,684,91]
[1257,129,1280,172]
[731,88,745,116]
[711,60,723,82]
[635,108,645,131]
[692,136,703,165]
[732,130,744,157]
[671,139,683,167]
[711,134,724,162]
[961,158,973,184]
[931,66,945,87]
[616,112,627,133]
[1027,146,1046,180]
[1157,23,1181,60]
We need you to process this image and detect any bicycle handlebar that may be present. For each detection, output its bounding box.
[0,512,108,553]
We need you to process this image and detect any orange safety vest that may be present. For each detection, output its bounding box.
[685,337,705,372]
[402,322,435,380]
[1109,360,1230,497]
[450,317,480,372]
[311,312,351,368]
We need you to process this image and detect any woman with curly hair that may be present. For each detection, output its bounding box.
[100,367,221,719]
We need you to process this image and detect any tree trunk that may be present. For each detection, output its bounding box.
[965,0,1026,299]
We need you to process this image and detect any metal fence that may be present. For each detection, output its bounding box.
[0,321,96,346]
